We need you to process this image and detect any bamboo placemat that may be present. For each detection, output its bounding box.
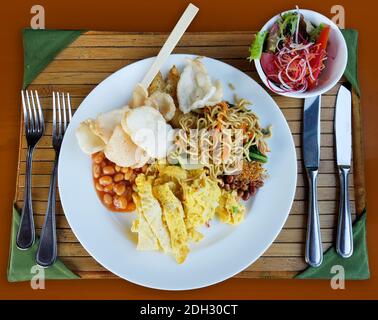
[15,31,365,279]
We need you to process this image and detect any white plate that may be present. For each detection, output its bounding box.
[58,54,297,290]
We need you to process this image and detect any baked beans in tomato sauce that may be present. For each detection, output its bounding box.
[91,151,147,212]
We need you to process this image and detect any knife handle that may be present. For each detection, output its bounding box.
[336,166,353,258]
[305,168,323,267]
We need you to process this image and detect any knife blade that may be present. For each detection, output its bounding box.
[335,86,352,167]
[335,85,353,258]
[303,95,323,267]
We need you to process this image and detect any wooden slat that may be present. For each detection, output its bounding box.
[19,120,334,139]
[34,215,70,229]
[294,187,355,201]
[30,212,355,231]
[289,121,333,134]
[70,271,116,279]
[17,159,339,175]
[60,256,308,272]
[275,228,335,243]
[235,271,298,279]
[33,69,258,87]
[15,199,356,217]
[74,270,298,279]
[16,145,337,162]
[72,32,254,47]
[56,46,250,60]
[34,227,334,244]
[60,257,108,272]
[33,72,116,85]
[296,173,354,187]
[14,199,356,216]
[17,146,334,161]
[26,106,314,122]
[13,31,364,280]
[28,101,337,120]
[15,185,355,202]
[54,241,333,258]
[34,95,337,110]
[17,173,354,188]
[288,200,356,215]
[36,69,339,89]
[296,147,335,161]
[283,214,356,229]
[44,58,254,73]
[27,82,343,97]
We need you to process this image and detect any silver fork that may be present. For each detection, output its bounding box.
[17,90,45,249]
[36,92,72,267]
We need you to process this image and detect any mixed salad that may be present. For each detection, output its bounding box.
[249,9,330,93]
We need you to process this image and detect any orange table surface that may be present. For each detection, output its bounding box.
[0,0,377,299]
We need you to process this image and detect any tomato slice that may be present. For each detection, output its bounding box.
[260,52,279,83]
[308,25,330,89]
[317,25,331,50]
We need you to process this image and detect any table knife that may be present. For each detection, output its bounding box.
[303,95,323,267]
[335,85,353,258]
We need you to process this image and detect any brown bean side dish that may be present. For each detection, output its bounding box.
[91,151,147,212]
[221,160,265,201]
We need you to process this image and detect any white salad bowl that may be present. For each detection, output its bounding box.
[254,9,348,99]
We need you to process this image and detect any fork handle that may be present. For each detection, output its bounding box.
[36,155,59,267]
[305,168,323,267]
[17,146,35,249]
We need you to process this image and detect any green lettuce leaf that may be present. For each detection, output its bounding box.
[248,31,268,61]
[279,11,300,38]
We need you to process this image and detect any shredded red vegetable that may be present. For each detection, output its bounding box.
[266,38,327,93]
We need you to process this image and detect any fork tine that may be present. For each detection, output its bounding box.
[21,90,29,131]
[35,91,44,132]
[62,93,67,132]
[25,91,34,131]
[52,92,57,138]
[57,92,62,137]
[67,93,72,121]
[30,91,39,131]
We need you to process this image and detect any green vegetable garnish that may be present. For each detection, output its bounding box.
[249,145,268,163]
[309,23,325,42]
[248,31,268,61]
[280,12,299,36]
[232,206,239,214]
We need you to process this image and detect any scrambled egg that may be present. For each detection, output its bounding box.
[153,183,189,264]
[131,165,246,264]
[132,175,171,253]
[181,173,221,240]
[131,195,159,251]
[216,190,246,225]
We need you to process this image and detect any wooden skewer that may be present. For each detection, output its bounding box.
[140,3,199,89]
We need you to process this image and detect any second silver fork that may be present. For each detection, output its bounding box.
[36,92,72,267]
